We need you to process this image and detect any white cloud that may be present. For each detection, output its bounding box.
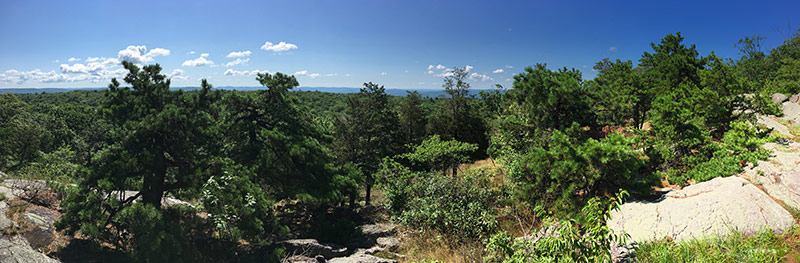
[226,50,252,58]
[381,72,387,76]
[464,65,473,72]
[68,57,81,62]
[261,41,298,52]
[187,51,195,55]
[345,74,351,77]
[182,55,214,67]
[225,58,250,67]
[326,73,337,77]
[118,45,171,63]
[293,70,308,76]
[505,65,513,69]
[224,69,270,76]
[0,68,126,84]
[609,46,618,52]
[492,68,504,74]
[169,69,189,80]
[427,64,446,70]
[309,73,321,78]
[85,57,100,62]
[469,72,493,81]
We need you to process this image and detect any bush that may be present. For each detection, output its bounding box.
[508,127,643,215]
[483,191,629,263]
[116,203,198,262]
[666,120,771,185]
[395,169,500,241]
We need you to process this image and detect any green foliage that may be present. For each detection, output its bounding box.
[506,64,595,133]
[427,67,489,159]
[224,72,344,204]
[508,127,643,214]
[484,191,629,263]
[634,228,792,263]
[376,157,419,212]
[201,161,281,243]
[116,203,199,262]
[395,169,500,241]
[590,58,650,128]
[666,120,771,185]
[57,63,224,254]
[398,91,428,146]
[401,135,477,176]
[332,82,401,205]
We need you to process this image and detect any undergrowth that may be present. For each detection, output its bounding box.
[634,227,800,263]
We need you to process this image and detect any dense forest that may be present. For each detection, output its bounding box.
[1,29,800,262]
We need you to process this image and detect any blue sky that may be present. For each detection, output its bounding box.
[1,0,798,89]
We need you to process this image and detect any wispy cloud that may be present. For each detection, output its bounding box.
[224,69,270,76]
[608,46,618,52]
[492,68,504,74]
[261,41,298,52]
[226,50,252,58]
[224,58,249,67]
[469,72,493,81]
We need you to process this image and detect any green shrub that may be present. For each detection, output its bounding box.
[667,120,771,185]
[508,127,644,215]
[395,169,500,241]
[116,203,199,263]
[484,191,629,263]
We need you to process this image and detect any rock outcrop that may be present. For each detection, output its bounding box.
[773,93,788,103]
[278,239,349,259]
[608,176,794,243]
[740,143,800,209]
[0,200,59,263]
[328,252,397,263]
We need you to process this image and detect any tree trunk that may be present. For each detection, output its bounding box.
[365,182,372,206]
[142,161,166,209]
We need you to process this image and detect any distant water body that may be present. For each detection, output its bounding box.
[0,86,503,98]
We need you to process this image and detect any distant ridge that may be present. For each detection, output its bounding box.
[0,86,502,97]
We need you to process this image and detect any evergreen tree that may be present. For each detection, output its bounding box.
[333,82,400,205]
[398,91,428,146]
[57,62,221,260]
[427,67,489,159]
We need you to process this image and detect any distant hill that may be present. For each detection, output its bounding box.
[1,86,503,97]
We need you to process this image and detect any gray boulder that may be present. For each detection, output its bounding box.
[773,93,788,103]
[22,226,54,250]
[278,239,349,259]
[608,176,794,243]
[0,202,14,231]
[0,236,60,263]
[328,253,396,263]
[375,237,400,251]
[791,93,800,103]
[349,223,396,248]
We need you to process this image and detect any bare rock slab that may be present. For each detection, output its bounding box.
[608,176,794,243]
[328,253,397,263]
[0,237,60,263]
[278,239,349,259]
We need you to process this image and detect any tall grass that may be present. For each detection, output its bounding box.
[634,227,799,263]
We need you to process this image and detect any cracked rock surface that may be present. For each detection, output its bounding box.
[607,176,794,243]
